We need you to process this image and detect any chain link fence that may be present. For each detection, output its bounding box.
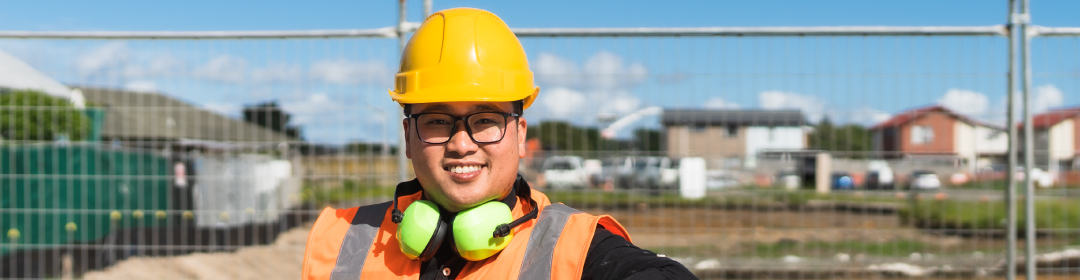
[2,1,1080,279]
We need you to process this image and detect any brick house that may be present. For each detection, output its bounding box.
[871,105,1007,170]
[1029,106,1080,172]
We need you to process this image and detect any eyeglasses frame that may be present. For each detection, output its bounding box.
[407,112,521,144]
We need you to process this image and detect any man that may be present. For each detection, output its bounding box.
[302,7,696,280]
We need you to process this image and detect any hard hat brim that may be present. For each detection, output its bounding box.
[389,86,538,110]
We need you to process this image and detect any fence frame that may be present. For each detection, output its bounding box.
[3,0,1077,279]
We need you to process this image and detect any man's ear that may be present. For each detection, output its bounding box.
[402,118,412,159]
[517,117,528,159]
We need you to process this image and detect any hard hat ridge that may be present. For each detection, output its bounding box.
[390,7,539,110]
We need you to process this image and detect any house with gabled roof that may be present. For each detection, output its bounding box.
[870,105,1007,170]
[1029,106,1080,172]
[80,88,297,150]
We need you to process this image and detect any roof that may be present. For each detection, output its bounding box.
[1031,106,1080,129]
[80,88,296,143]
[870,105,1001,130]
[0,48,71,99]
[661,109,806,126]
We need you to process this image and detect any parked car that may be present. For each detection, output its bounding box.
[1015,166,1054,188]
[659,158,680,190]
[776,170,801,190]
[832,171,854,190]
[582,159,603,187]
[542,156,587,189]
[608,157,636,189]
[706,169,740,190]
[631,157,662,190]
[909,170,942,190]
[865,160,895,190]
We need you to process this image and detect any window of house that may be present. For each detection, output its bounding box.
[911,125,934,144]
[725,125,738,137]
[691,124,706,133]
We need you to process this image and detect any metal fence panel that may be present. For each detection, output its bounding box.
[0,9,1079,280]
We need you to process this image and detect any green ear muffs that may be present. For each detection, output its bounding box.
[396,200,447,261]
[395,200,514,261]
[391,177,538,262]
[451,201,513,261]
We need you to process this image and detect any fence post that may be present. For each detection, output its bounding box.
[1006,0,1020,279]
[1018,0,1037,278]
[397,0,410,184]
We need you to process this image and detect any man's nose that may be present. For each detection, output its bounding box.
[445,120,478,155]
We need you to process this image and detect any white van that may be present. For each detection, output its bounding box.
[542,156,587,189]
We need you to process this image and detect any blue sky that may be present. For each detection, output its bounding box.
[1,1,1078,144]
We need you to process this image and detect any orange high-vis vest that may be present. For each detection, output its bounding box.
[301,188,631,280]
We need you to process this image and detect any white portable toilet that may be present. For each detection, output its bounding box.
[678,157,707,199]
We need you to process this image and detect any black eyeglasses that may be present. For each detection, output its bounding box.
[408,112,520,144]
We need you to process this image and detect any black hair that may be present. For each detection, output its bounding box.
[403,99,525,117]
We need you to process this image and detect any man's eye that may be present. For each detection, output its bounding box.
[428,119,450,125]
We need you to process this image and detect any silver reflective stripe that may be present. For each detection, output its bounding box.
[329,201,392,280]
[517,204,581,280]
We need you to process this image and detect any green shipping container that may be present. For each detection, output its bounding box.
[0,145,170,257]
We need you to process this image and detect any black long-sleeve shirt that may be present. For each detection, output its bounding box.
[418,228,698,280]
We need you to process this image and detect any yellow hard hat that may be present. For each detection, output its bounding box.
[389,7,539,109]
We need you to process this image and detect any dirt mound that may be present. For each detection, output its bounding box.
[82,225,311,280]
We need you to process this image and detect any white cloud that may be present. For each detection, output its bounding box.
[989,84,1069,125]
[282,93,345,125]
[605,94,643,115]
[1035,84,1065,113]
[205,102,240,117]
[531,52,649,122]
[846,107,892,126]
[582,51,648,90]
[937,89,989,118]
[77,42,128,76]
[195,55,248,82]
[535,51,648,91]
[535,53,581,88]
[252,63,303,83]
[704,98,740,109]
[145,55,186,76]
[124,80,157,93]
[759,90,827,121]
[309,59,391,85]
[542,87,587,117]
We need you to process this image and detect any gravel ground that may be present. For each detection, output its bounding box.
[82,225,311,280]
[81,207,1079,280]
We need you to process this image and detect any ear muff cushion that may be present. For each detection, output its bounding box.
[452,201,514,261]
[420,217,448,262]
[397,200,442,260]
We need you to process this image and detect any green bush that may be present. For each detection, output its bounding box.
[901,199,1080,232]
[0,89,89,141]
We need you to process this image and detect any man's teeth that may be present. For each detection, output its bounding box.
[451,165,481,174]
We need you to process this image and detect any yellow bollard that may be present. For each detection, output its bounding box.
[182,211,194,220]
[155,211,167,220]
[110,211,122,221]
[65,222,78,233]
[7,228,19,240]
[132,210,145,220]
